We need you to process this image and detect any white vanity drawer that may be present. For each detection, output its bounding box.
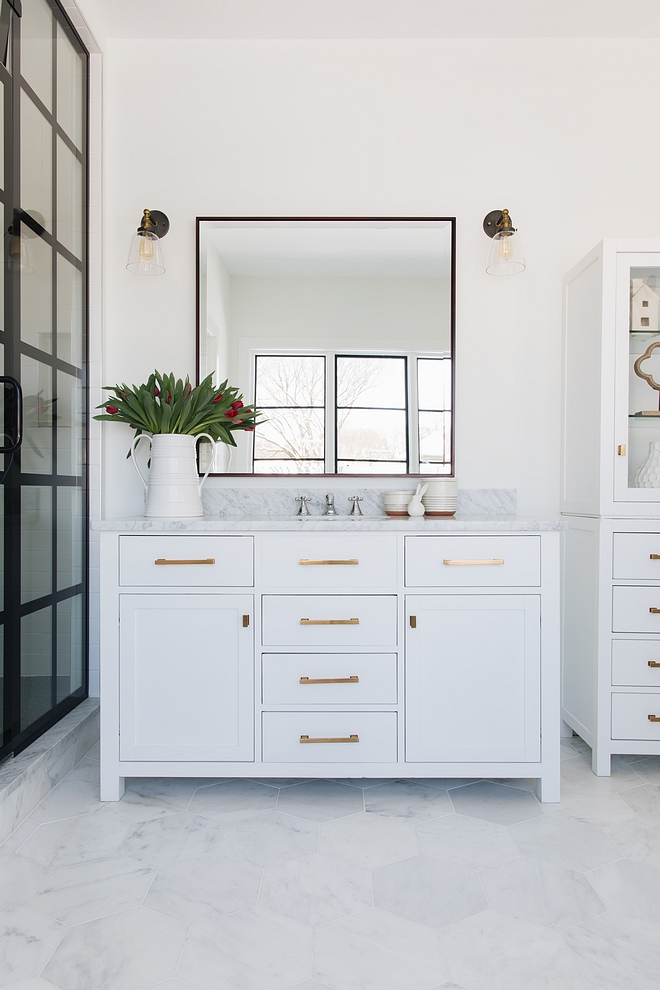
[612,640,660,686]
[405,536,540,587]
[262,595,397,647]
[260,534,397,588]
[262,654,397,705]
[613,533,660,580]
[262,711,398,762]
[119,536,253,587]
[612,693,660,740]
[612,586,660,633]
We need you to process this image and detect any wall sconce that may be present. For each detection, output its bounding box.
[126,209,170,276]
[483,209,525,276]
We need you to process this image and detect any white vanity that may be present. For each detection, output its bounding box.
[98,515,562,802]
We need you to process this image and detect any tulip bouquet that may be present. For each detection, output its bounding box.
[94,370,262,448]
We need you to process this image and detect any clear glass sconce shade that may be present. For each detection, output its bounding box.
[486,229,526,276]
[126,229,165,275]
[5,227,35,274]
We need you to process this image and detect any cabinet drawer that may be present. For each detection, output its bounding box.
[405,536,540,587]
[261,534,397,588]
[613,533,660,580]
[612,586,660,632]
[262,654,397,705]
[612,640,660,686]
[119,536,253,587]
[262,712,397,762]
[612,693,660,740]
[262,596,397,647]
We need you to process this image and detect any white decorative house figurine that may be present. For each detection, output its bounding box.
[631,279,660,333]
[407,483,428,517]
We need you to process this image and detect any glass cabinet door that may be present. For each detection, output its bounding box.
[615,254,660,502]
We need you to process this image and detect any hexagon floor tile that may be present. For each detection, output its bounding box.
[219,811,319,867]
[319,811,418,868]
[0,907,65,988]
[587,858,660,925]
[118,812,224,869]
[259,852,372,925]
[364,780,453,822]
[449,781,543,826]
[372,854,487,927]
[509,814,620,872]
[276,780,364,822]
[415,813,519,870]
[313,907,447,990]
[563,912,660,990]
[439,909,584,990]
[41,907,188,990]
[177,907,313,990]
[144,852,262,925]
[29,855,155,926]
[187,779,279,823]
[479,856,605,930]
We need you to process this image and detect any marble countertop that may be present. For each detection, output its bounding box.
[93,514,566,532]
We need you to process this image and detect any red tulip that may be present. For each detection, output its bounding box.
[233,419,243,425]
[225,409,238,418]
[231,400,244,410]
[106,405,119,414]
[166,391,172,404]
[212,394,223,403]
[154,388,160,396]
[244,426,255,432]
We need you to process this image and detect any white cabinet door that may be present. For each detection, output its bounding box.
[406,595,540,763]
[119,595,254,761]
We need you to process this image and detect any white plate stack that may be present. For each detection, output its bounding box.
[383,491,415,516]
[421,479,458,516]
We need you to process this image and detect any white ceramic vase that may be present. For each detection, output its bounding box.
[131,433,215,518]
[634,440,660,488]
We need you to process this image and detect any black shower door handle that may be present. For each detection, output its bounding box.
[0,375,23,453]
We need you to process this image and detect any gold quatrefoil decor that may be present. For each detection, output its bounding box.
[634,341,660,391]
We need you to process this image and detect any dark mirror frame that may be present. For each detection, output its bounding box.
[195,216,456,478]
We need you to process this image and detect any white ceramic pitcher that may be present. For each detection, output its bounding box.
[131,433,215,519]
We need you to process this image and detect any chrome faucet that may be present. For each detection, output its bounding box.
[348,496,363,516]
[295,496,312,516]
[324,493,336,515]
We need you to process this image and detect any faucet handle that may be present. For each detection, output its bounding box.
[348,495,363,516]
[295,496,312,516]
[324,493,336,516]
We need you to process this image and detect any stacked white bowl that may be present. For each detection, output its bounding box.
[383,490,415,516]
[421,479,458,516]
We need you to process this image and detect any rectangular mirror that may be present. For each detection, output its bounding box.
[197,217,455,476]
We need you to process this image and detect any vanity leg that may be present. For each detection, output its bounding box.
[536,771,560,804]
[592,746,612,777]
[100,771,125,802]
[560,719,573,738]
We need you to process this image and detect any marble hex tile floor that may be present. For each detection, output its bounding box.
[2,740,660,989]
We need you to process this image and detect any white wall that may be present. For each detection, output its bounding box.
[100,37,660,518]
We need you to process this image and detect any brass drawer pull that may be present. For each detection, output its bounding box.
[648,661,660,668]
[300,675,359,685]
[650,554,660,560]
[300,618,359,625]
[650,608,660,614]
[648,715,660,722]
[299,558,359,565]
[155,558,215,565]
[410,615,417,628]
[300,734,359,743]
[443,558,505,566]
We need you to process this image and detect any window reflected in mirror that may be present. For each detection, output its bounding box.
[197,218,455,475]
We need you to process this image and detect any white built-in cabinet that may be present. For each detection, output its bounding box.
[562,240,660,773]
[100,526,560,801]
